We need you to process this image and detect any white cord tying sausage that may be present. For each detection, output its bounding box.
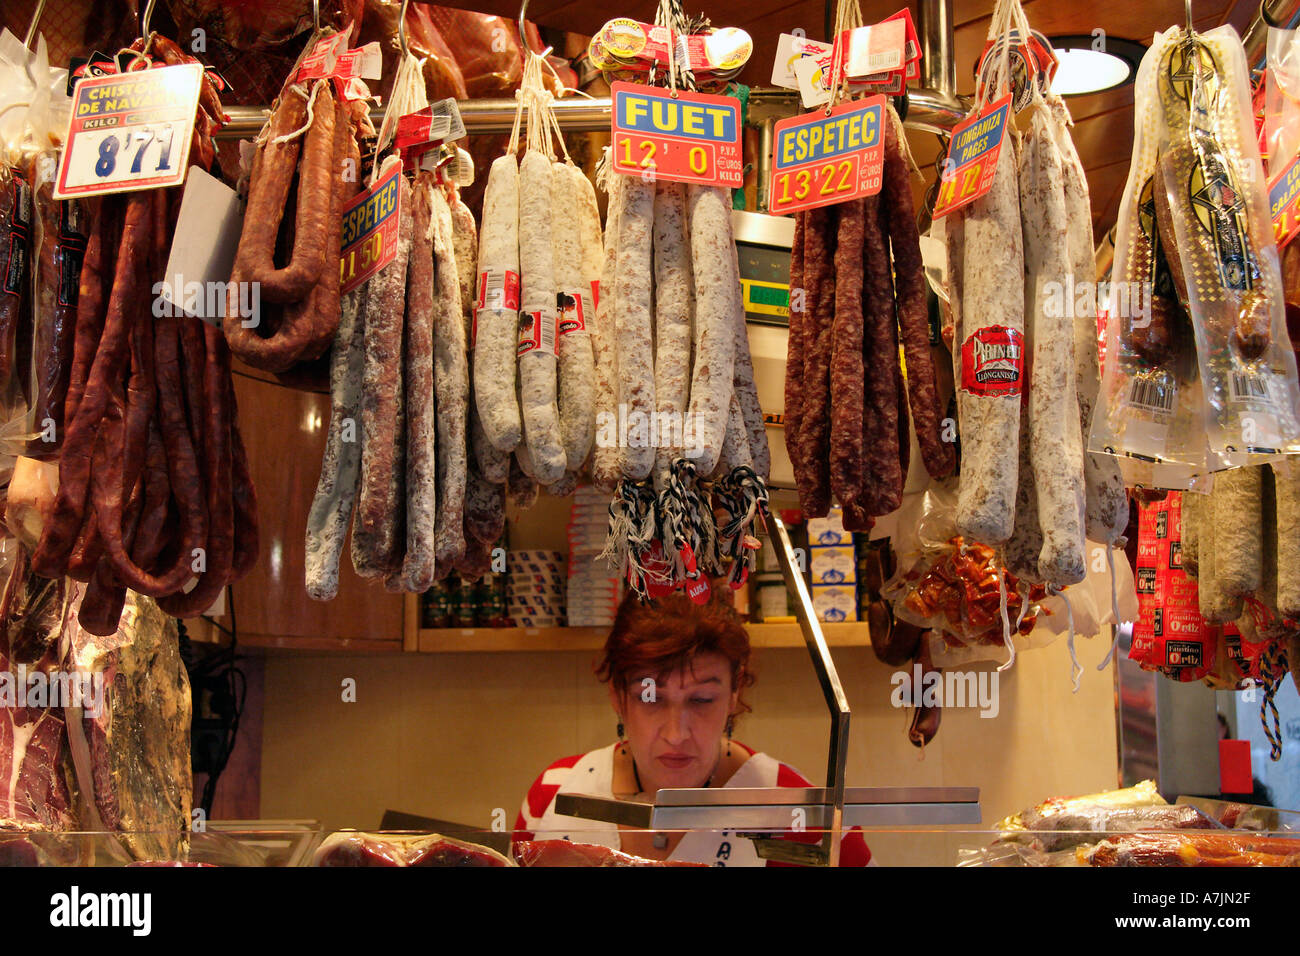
[475,155,523,452]
[518,150,566,484]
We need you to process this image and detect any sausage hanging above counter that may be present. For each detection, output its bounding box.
[14,36,259,636]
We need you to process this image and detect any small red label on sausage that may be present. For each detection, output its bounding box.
[557,290,587,335]
[517,309,558,356]
[959,325,1024,396]
[477,268,520,313]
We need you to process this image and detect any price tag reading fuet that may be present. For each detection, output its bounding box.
[1269,153,1300,249]
[339,162,401,296]
[931,94,1011,220]
[768,95,886,216]
[611,81,743,188]
[54,63,202,200]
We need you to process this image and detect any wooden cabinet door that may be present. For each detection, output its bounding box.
[212,372,405,650]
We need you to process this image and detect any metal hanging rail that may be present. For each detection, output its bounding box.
[212,86,969,141]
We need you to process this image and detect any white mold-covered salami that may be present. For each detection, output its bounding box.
[728,226,769,481]
[685,185,737,480]
[545,470,579,497]
[716,393,752,479]
[1048,93,1128,546]
[398,176,439,592]
[1198,489,1243,624]
[431,187,469,566]
[353,172,413,577]
[1274,459,1300,618]
[555,163,596,471]
[1021,112,1085,586]
[475,154,522,451]
[471,402,509,484]
[652,180,693,490]
[465,460,506,544]
[450,188,478,323]
[591,173,624,493]
[615,176,656,481]
[1003,394,1043,583]
[305,284,368,600]
[953,137,1022,546]
[518,151,566,484]
[1212,466,1263,598]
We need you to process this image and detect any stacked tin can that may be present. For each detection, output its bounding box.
[508,550,567,627]
[566,485,622,627]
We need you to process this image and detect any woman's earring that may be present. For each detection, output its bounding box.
[617,719,625,747]
[725,715,734,757]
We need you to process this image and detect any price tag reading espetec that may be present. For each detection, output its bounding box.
[339,162,401,296]
[931,94,1012,220]
[1268,153,1300,250]
[611,81,743,188]
[768,95,886,216]
[54,63,202,200]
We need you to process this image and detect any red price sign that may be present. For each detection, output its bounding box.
[611,82,743,188]
[768,96,885,216]
[1269,153,1300,250]
[339,163,401,295]
[931,94,1011,220]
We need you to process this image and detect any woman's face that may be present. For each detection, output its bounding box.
[612,651,741,794]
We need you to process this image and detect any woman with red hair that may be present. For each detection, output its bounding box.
[513,588,873,866]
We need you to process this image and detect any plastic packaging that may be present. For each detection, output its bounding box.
[1091,27,1219,478]
[1153,27,1300,467]
[881,486,1047,650]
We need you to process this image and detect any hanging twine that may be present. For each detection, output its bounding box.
[1257,642,1287,761]
[715,466,769,588]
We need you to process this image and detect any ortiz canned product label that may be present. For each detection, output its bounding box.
[959,325,1024,396]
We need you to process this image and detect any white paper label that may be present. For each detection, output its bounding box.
[770,33,833,91]
[157,167,243,326]
[792,54,834,108]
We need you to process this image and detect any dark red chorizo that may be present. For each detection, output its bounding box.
[882,109,954,480]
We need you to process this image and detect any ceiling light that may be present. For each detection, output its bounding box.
[1048,35,1146,96]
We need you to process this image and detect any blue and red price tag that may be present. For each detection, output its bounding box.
[54,63,202,200]
[932,94,1012,220]
[1269,153,1300,250]
[610,81,743,188]
[768,95,886,216]
[339,162,402,296]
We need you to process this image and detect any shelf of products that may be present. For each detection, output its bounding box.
[415,620,872,653]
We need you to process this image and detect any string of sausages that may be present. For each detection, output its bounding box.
[595,165,772,599]
[786,104,953,535]
[25,36,258,636]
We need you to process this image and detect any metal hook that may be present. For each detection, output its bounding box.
[518,0,538,56]
[399,0,411,57]
[22,0,48,50]
[140,0,157,40]
[1185,0,1195,34]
